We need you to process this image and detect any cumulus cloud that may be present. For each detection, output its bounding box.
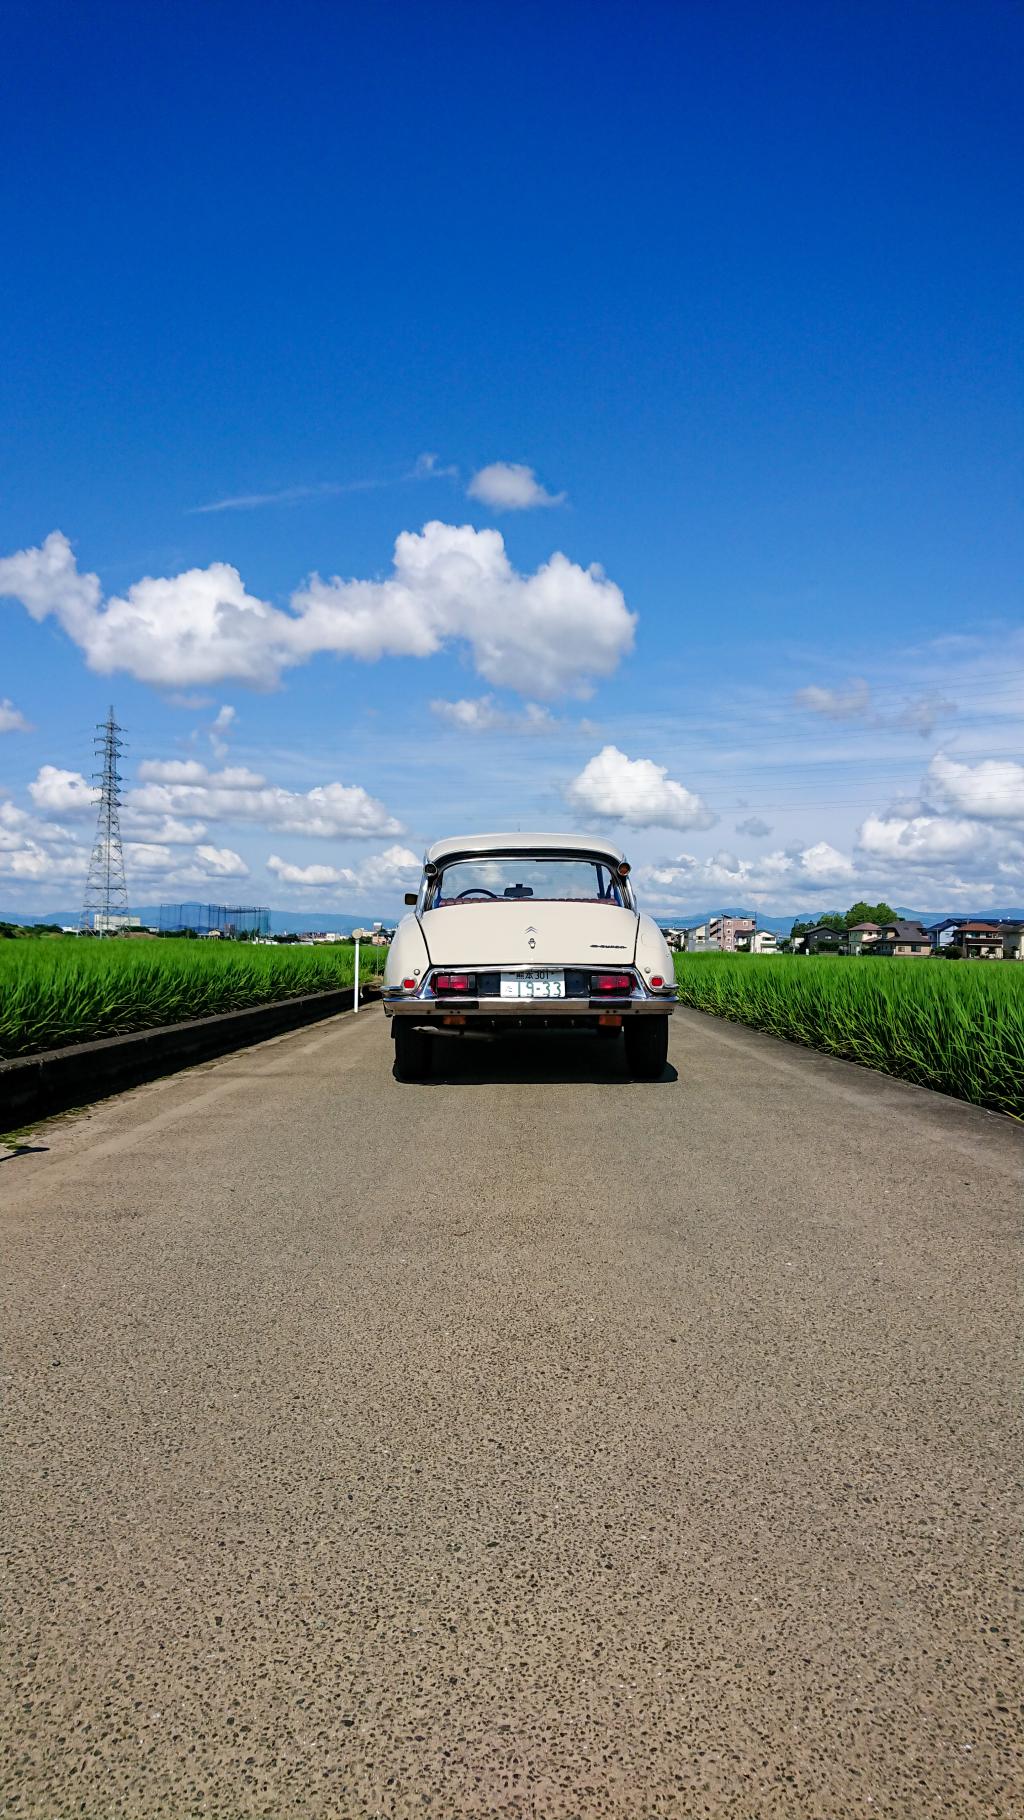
[735,815,772,838]
[566,745,715,832]
[266,844,420,894]
[928,752,1024,823]
[194,843,249,877]
[131,759,403,840]
[28,765,99,816]
[0,525,632,698]
[430,695,556,735]
[636,840,855,908]
[0,698,31,732]
[858,812,988,865]
[467,462,565,511]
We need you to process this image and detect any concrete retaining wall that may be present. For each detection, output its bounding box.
[1,985,379,1128]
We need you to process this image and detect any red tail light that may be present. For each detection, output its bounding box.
[402,977,417,990]
[591,972,632,994]
[434,973,475,993]
[650,975,664,988]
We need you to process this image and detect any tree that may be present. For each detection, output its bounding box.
[844,900,896,928]
[818,912,847,932]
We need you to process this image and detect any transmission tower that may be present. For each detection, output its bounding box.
[81,707,130,932]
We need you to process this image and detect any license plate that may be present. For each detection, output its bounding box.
[500,970,565,999]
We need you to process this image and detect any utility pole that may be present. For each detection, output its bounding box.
[81,707,129,933]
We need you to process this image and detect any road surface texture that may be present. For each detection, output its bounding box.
[1,1008,1020,1819]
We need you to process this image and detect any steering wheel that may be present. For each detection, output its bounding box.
[454,887,498,900]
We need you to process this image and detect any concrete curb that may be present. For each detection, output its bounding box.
[0,984,381,1128]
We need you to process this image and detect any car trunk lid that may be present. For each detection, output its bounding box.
[418,901,639,968]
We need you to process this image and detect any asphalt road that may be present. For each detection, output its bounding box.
[1,1009,1020,1819]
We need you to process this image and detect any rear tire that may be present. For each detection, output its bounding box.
[624,1016,669,1080]
[393,1020,431,1082]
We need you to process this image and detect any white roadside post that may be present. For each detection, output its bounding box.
[353,935,360,1014]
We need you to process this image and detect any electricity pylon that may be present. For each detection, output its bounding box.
[81,707,129,932]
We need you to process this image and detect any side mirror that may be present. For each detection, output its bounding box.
[404,892,418,906]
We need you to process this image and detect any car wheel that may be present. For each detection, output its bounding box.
[624,1016,669,1080]
[393,1021,431,1082]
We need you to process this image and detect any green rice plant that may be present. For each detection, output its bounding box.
[673,952,1024,1119]
[0,938,387,1059]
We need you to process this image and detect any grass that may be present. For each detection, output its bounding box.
[0,938,387,1060]
[674,951,1024,1119]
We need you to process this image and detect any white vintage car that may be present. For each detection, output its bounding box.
[383,832,676,1080]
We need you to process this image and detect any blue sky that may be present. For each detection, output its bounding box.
[1,0,1021,918]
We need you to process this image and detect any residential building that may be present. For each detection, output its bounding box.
[749,930,778,954]
[952,921,1006,960]
[928,917,964,951]
[796,924,845,954]
[1002,926,1024,962]
[875,920,931,957]
[847,921,881,955]
[707,914,755,952]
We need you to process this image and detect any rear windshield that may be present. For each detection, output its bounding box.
[430,856,627,906]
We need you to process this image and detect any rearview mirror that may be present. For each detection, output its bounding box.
[404,892,418,906]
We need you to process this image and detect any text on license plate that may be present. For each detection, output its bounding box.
[500,970,565,999]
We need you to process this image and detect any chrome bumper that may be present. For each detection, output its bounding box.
[384,993,675,1019]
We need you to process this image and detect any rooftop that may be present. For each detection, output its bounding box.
[425,831,627,866]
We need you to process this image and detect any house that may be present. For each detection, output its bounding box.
[749,930,778,954]
[1003,926,1024,962]
[707,914,755,952]
[796,924,845,954]
[952,921,1006,960]
[875,920,931,957]
[847,920,881,955]
[928,917,964,951]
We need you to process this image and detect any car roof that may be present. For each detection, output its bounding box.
[424,831,627,866]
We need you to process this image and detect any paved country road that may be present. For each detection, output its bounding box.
[1,1010,1020,1820]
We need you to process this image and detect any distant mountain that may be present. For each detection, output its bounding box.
[1,904,392,935]
[7,902,1024,937]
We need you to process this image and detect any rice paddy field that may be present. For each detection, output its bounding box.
[674,951,1024,1119]
[0,937,387,1061]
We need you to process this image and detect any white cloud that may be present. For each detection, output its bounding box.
[209,702,236,759]
[566,745,715,832]
[928,752,1024,824]
[0,524,632,698]
[190,483,351,514]
[430,695,556,735]
[412,452,459,481]
[0,698,31,732]
[28,765,99,816]
[794,678,956,738]
[130,759,402,839]
[794,679,872,721]
[194,843,248,877]
[858,812,988,865]
[636,840,855,909]
[267,844,419,894]
[467,462,565,511]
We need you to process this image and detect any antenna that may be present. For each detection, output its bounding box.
[81,706,129,933]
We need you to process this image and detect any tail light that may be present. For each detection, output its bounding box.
[434,972,475,993]
[650,975,665,988]
[401,977,418,990]
[591,972,633,994]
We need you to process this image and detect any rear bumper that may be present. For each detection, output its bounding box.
[384,994,674,1021]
